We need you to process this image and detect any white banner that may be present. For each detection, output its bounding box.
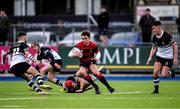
[136,5,179,23]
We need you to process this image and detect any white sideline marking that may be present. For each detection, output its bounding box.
[0,107,179,109]
[0,105,25,108]
[0,96,180,101]
[0,97,46,101]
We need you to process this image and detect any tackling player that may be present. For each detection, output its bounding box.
[146,21,178,94]
[31,42,63,88]
[69,30,114,94]
[3,32,50,95]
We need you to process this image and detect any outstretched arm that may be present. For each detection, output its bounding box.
[146,46,157,65]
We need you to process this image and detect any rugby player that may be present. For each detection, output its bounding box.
[31,42,63,88]
[146,21,178,94]
[3,32,51,95]
[69,30,115,94]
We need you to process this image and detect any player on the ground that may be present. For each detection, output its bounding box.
[3,32,51,95]
[31,42,63,88]
[68,30,115,94]
[63,75,95,93]
[146,21,178,94]
[63,66,106,93]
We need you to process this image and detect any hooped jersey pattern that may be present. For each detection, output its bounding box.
[8,41,29,68]
[152,31,175,59]
[36,47,61,61]
[75,41,99,64]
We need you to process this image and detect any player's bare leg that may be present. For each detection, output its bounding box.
[41,64,63,87]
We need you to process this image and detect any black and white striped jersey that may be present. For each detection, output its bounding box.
[152,31,175,59]
[8,41,29,68]
[36,47,61,61]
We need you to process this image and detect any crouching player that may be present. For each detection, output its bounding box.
[31,42,64,89]
[3,32,50,95]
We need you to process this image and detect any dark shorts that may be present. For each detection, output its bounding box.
[99,28,107,36]
[10,62,31,77]
[154,56,173,68]
[80,60,96,69]
[50,59,62,72]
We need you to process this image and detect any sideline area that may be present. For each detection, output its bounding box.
[0,74,180,81]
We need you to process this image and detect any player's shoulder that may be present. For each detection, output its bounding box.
[75,41,83,48]
[18,42,29,48]
[90,41,97,48]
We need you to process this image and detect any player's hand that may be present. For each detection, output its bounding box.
[173,58,178,67]
[146,60,150,65]
[75,89,83,93]
[91,58,98,62]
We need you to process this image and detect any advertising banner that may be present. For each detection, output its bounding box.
[59,46,180,72]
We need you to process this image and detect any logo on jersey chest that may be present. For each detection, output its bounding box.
[162,41,165,45]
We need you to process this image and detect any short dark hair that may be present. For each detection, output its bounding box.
[81,30,90,38]
[153,21,161,26]
[146,8,150,11]
[31,41,40,47]
[17,32,26,38]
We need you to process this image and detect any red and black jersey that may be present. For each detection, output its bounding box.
[75,41,99,64]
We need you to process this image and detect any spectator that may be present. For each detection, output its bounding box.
[0,9,9,45]
[97,7,109,46]
[139,8,155,43]
[176,16,180,35]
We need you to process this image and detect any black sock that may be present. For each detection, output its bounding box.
[153,76,159,91]
[85,75,98,89]
[98,74,111,89]
[35,75,44,85]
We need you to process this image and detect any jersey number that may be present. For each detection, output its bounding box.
[13,48,20,55]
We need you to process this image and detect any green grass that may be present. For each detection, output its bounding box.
[0,81,180,109]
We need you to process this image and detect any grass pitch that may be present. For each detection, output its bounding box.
[0,81,180,109]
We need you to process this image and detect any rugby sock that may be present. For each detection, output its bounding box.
[85,75,98,88]
[153,77,159,91]
[28,80,41,92]
[32,84,41,92]
[96,73,111,89]
[35,74,44,85]
[28,80,34,87]
[50,78,63,86]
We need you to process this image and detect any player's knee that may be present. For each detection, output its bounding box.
[94,73,103,78]
[161,72,169,78]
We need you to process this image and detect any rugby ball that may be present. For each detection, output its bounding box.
[68,47,83,58]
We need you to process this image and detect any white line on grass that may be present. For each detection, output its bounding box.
[0,107,179,109]
[0,97,46,101]
[0,105,25,108]
[0,97,180,101]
